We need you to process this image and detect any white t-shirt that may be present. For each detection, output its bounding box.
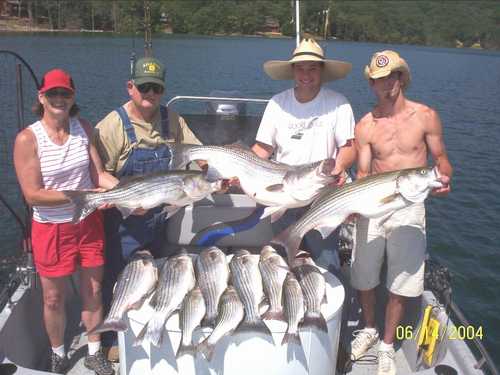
[256,87,355,165]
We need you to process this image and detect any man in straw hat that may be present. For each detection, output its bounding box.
[350,50,452,374]
[251,38,356,272]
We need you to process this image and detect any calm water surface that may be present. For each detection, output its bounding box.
[1,34,499,365]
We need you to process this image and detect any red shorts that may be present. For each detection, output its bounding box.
[31,210,105,278]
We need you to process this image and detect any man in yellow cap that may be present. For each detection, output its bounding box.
[350,50,453,374]
[251,38,357,272]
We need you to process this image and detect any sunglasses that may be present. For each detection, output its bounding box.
[136,83,164,94]
[45,88,73,98]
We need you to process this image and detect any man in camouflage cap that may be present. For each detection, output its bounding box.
[93,56,201,360]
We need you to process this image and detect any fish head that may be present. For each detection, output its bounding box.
[260,245,278,259]
[183,173,222,199]
[318,158,336,177]
[281,159,336,201]
[397,167,444,203]
[131,249,155,262]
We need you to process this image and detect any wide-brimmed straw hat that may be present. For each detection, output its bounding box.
[263,38,352,82]
[364,50,411,89]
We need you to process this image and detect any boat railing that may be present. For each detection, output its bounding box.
[427,259,499,375]
[447,299,499,375]
[166,95,269,108]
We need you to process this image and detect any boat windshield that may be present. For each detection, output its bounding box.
[166,92,268,147]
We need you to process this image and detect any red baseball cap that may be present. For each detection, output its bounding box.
[39,69,75,94]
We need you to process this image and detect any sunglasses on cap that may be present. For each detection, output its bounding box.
[136,83,164,94]
[44,88,74,98]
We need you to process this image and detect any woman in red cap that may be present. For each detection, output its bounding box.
[13,69,118,374]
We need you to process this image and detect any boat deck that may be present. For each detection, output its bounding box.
[1,262,487,375]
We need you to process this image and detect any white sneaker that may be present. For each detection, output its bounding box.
[378,348,396,375]
[350,328,379,360]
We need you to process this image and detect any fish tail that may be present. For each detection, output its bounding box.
[197,339,215,361]
[281,331,301,346]
[132,323,148,346]
[62,190,94,224]
[237,317,273,337]
[200,315,216,329]
[144,313,167,347]
[169,142,191,170]
[272,226,302,266]
[87,318,128,335]
[176,342,196,358]
[262,308,286,322]
[301,312,328,333]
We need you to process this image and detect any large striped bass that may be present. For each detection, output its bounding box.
[170,143,337,220]
[274,167,444,263]
[89,250,158,334]
[63,170,222,223]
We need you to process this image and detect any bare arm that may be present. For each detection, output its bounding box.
[331,139,356,186]
[354,118,373,179]
[424,109,453,195]
[81,119,119,190]
[13,129,69,206]
[251,141,274,160]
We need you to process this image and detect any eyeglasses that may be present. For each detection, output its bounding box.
[45,88,73,98]
[136,83,164,94]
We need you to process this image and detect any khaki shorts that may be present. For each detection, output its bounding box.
[350,203,426,297]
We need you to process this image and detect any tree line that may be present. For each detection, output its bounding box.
[8,0,500,49]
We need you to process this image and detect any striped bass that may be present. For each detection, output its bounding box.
[259,245,289,322]
[197,286,244,361]
[292,255,327,332]
[274,167,444,263]
[89,250,157,334]
[195,246,230,327]
[63,170,222,223]
[282,273,304,346]
[229,250,272,337]
[135,252,195,347]
[176,287,206,358]
[170,143,337,220]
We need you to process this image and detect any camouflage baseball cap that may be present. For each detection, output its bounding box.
[131,57,165,88]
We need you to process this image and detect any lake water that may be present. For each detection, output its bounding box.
[1,34,499,367]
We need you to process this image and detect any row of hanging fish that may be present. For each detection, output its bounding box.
[90,245,327,361]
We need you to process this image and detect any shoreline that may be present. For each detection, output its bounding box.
[0,18,490,51]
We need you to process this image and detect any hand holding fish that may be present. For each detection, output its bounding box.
[330,169,348,187]
[431,174,451,196]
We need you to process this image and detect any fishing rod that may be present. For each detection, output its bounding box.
[0,50,38,297]
[295,0,300,47]
[144,0,152,57]
[129,1,153,78]
[0,50,38,247]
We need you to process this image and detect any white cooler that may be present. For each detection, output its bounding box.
[118,268,345,375]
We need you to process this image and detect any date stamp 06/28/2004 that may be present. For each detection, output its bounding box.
[396,324,484,341]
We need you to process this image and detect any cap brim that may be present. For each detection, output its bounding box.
[39,84,74,94]
[366,69,392,80]
[133,77,165,88]
[264,59,352,82]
